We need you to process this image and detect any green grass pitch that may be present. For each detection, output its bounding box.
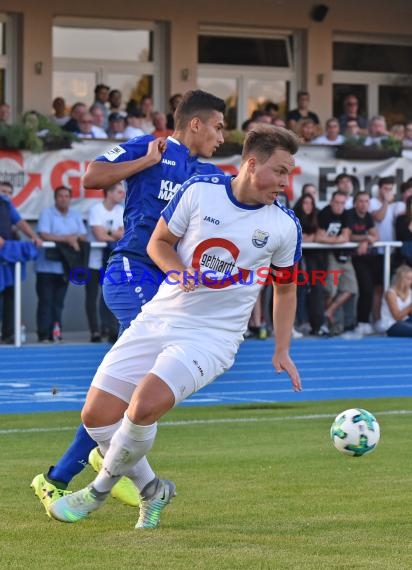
[2,398,412,570]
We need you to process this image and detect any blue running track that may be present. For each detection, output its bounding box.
[0,336,411,414]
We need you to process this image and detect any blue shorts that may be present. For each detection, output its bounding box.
[102,257,163,334]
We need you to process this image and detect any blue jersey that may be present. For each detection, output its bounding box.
[96,135,223,266]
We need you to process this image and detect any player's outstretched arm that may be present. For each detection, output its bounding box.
[82,138,167,189]
[271,281,302,392]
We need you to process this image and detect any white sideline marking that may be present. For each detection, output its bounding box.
[0,409,411,435]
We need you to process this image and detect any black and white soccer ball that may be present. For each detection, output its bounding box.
[330,408,380,457]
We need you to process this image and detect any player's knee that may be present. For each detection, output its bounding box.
[128,396,172,425]
[81,400,116,427]
[81,404,100,428]
[127,400,157,425]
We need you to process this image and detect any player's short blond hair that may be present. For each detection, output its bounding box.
[242,124,299,163]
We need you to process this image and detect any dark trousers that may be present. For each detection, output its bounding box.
[352,255,377,323]
[296,253,327,333]
[306,253,327,332]
[36,272,69,340]
[85,269,101,334]
[0,286,14,339]
[85,268,117,337]
[387,316,412,337]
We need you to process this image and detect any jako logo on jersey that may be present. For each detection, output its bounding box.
[192,359,204,377]
[161,158,176,166]
[192,238,250,289]
[252,229,269,248]
[158,180,182,200]
[203,216,220,225]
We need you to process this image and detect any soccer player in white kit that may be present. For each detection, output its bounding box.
[50,124,303,528]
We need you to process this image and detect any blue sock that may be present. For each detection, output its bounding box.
[48,423,96,485]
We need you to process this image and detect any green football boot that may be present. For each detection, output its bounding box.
[31,473,72,518]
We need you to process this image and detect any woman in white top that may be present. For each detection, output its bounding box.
[380,265,412,337]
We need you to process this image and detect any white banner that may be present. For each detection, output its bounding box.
[2,142,412,219]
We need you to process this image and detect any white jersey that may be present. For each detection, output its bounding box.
[369,197,397,241]
[139,173,301,342]
[369,197,397,254]
[380,288,412,331]
[88,202,124,269]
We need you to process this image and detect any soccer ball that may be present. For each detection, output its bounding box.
[330,408,380,457]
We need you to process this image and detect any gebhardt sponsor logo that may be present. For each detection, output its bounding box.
[200,252,235,274]
[192,238,251,289]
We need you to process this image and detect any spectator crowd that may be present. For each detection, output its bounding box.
[1,84,412,344]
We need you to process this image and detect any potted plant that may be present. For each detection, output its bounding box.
[0,111,77,152]
[336,136,403,160]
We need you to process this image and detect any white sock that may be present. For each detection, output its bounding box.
[93,413,157,493]
[126,456,157,493]
[86,420,122,456]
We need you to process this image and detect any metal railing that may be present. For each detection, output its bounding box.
[12,241,106,348]
[11,240,403,347]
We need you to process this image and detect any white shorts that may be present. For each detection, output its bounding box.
[91,314,238,405]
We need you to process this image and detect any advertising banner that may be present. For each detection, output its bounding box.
[1,142,412,219]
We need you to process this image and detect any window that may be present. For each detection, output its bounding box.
[0,14,19,116]
[0,69,4,103]
[198,27,295,130]
[52,18,162,110]
[332,34,412,125]
[0,20,5,56]
[379,85,412,126]
[199,36,290,67]
[334,42,412,74]
[53,27,153,63]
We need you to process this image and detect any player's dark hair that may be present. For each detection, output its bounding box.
[242,124,299,162]
[174,90,226,130]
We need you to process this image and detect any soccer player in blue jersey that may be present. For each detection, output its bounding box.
[31,90,226,516]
